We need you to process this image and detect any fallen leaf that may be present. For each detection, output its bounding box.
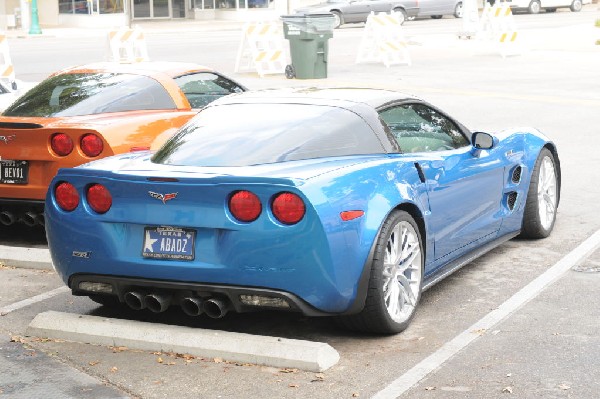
[424,386,436,391]
[152,351,162,355]
[472,329,487,336]
[10,336,26,343]
[352,393,360,397]
[289,384,299,388]
[213,357,223,363]
[502,386,513,394]
[166,362,176,366]
[110,367,118,373]
[157,357,164,363]
[311,373,325,382]
[89,361,100,366]
[280,368,299,373]
[110,346,128,353]
[558,383,570,390]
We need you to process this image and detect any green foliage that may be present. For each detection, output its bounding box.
[596,19,600,28]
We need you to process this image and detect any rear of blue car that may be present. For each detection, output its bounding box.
[45,163,376,316]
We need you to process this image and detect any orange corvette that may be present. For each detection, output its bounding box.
[0,62,246,227]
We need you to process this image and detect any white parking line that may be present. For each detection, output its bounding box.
[372,229,600,399]
[0,287,69,315]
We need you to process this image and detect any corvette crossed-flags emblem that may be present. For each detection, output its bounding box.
[148,191,178,204]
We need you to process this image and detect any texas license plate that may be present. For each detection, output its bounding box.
[0,160,28,184]
[142,226,195,260]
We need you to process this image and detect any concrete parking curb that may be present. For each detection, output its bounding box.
[26,311,340,372]
[0,244,52,270]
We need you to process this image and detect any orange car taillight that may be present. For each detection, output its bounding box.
[272,192,305,225]
[51,133,74,156]
[55,182,79,211]
[229,190,262,222]
[86,184,112,214]
[80,133,103,157]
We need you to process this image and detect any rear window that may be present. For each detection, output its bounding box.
[152,103,384,167]
[3,73,176,117]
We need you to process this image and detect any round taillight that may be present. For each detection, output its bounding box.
[55,182,79,211]
[229,190,261,222]
[51,133,74,156]
[81,134,103,157]
[86,184,112,214]
[272,192,305,225]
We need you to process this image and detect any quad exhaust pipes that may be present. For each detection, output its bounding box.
[124,292,229,318]
[0,210,45,227]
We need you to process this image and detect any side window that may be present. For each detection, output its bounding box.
[379,103,469,153]
[174,73,244,109]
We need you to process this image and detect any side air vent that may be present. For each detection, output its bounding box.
[511,166,522,184]
[507,192,518,210]
[0,122,44,129]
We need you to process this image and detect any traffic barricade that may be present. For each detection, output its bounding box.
[107,27,150,63]
[234,21,287,78]
[356,11,411,67]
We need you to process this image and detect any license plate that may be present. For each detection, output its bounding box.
[142,226,195,261]
[0,160,28,184]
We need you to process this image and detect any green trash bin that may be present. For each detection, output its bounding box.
[281,14,335,79]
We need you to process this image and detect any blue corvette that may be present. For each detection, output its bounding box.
[45,88,560,334]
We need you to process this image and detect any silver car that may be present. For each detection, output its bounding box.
[294,0,420,28]
[414,0,463,18]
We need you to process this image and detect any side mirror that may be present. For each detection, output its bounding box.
[471,132,496,157]
[472,132,494,149]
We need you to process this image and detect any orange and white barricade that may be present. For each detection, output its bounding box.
[478,2,520,57]
[0,33,15,84]
[107,27,150,63]
[356,12,411,67]
[234,21,287,77]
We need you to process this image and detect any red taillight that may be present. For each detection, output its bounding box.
[80,134,103,157]
[51,133,74,156]
[272,192,305,225]
[86,184,112,214]
[229,190,262,222]
[55,182,79,211]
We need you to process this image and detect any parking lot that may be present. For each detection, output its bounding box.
[1,6,600,398]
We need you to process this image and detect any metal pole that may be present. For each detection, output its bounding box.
[28,0,42,34]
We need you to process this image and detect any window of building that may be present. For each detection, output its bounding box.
[59,0,124,14]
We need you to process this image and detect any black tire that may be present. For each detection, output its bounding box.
[520,148,559,239]
[392,8,408,24]
[431,15,443,19]
[454,1,463,18]
[331,10,343,28]
[336,210,424,334]
[570,0,582,11]
[528,0,541,14]
[89,294,122,307]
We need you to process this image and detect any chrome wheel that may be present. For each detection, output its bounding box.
[454,2,463,18]
[570,0,582,11]
[331,11,342,28]
[383,220,422,323]
[528,0,541,14]
[335,211,424,334]
[537,155,557,231]
[521,148,560,239]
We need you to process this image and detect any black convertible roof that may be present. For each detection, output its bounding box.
[207,87,418,109]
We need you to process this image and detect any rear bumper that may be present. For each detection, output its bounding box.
[70,273,332,316]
